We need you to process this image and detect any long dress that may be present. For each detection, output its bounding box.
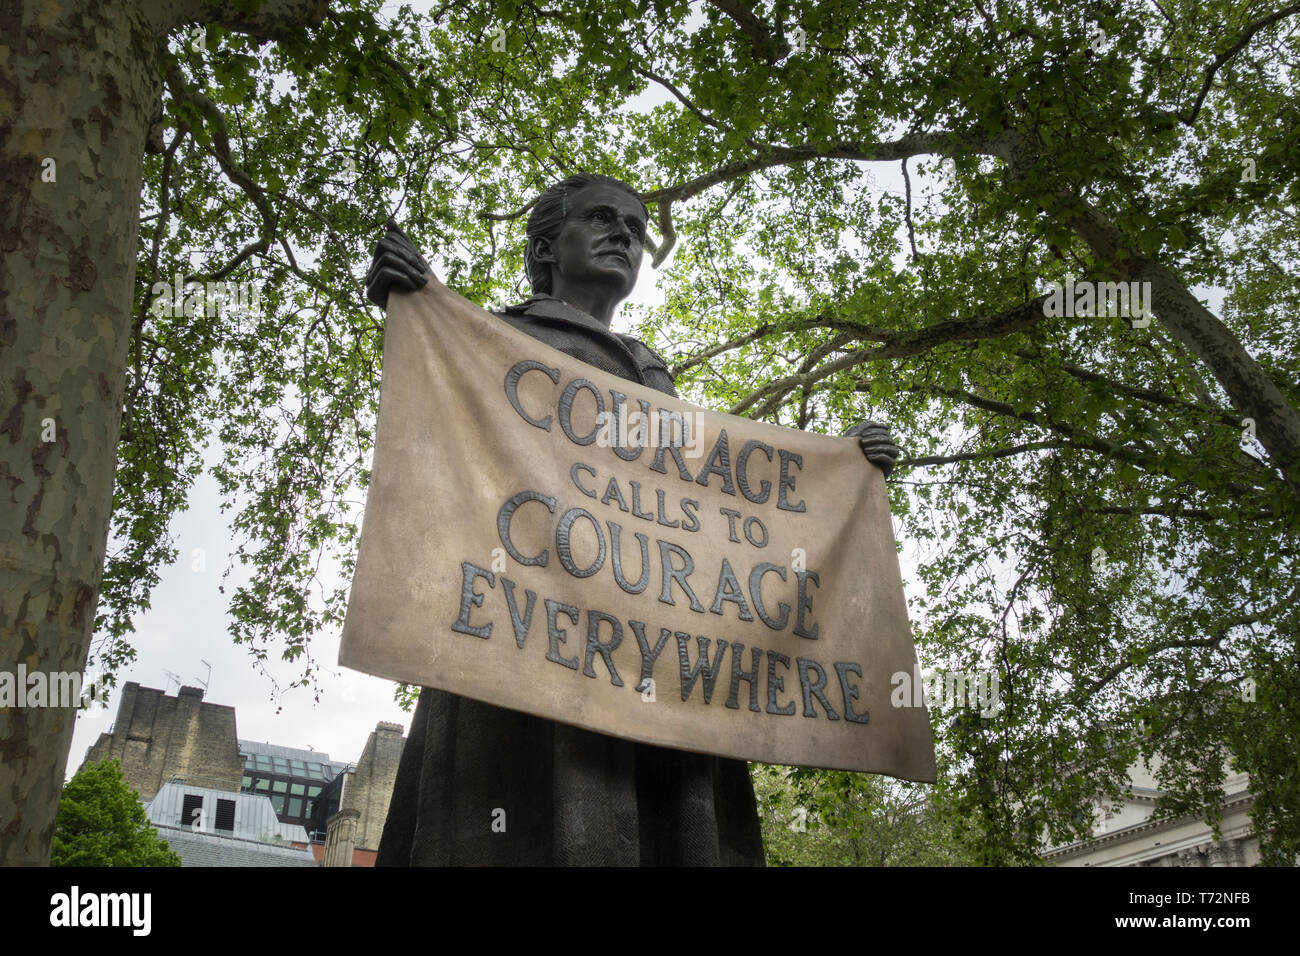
[375,294,766,866]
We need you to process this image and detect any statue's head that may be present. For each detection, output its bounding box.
[524,173,648,301]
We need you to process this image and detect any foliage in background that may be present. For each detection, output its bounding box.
[752,764,978,866]
[88,0,1299,863]
[51,760,181,867]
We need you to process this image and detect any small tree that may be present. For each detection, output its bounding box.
[752,764,979,867]
[51,759,181,867]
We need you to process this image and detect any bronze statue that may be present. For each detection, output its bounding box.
[365,173,899,865]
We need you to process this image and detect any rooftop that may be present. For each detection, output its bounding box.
[145,781,309,843]
[154,826,318,867]
[237,738,351,771]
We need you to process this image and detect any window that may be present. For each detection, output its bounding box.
[241,775,252,789]
[215,798,236,832]
[271,795,286,814]
[287,798,304,817]
[272,779,288,793]
[255,754,272,770]
[181,794,203,828]
[290,759,306,773]
[272,757,289,773]
[255,778,270,792]
[290,782,305,796]
[307,785,321,797]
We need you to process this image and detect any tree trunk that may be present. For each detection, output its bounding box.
[1068,200,1300,487]
[2,0,328,866]
[1141,261,1300,486]
[0,0,159,865]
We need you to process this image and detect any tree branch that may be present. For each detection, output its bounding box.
[1015,349,1239,426]
[725,296,1053,417]
[1083,583,1296,698]
[166,0,331,40]
[1061,189,1300,485]
[898,441,1071,467]
[165,63,276,279]
[648,199,677,267]
[1085,504,1275,520]
[630,64,737,135]
[480,197,539,222]
[704,0,790,63]
[904,384,1154,466]
[641,131,986,205]
[129,125,190,435]
[913,381,1267,496]
[1181,3,1300,125]
[1148,0,1176,27]
[671,314,870,377]
[902,157,920,261]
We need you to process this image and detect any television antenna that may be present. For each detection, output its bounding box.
[195,659,212,695]
[162,669,182,693]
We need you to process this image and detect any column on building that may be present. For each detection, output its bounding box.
[323,809,361,868]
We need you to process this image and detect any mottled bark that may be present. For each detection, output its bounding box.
[0,0,159,868]
[0,0,326,866]
[1142,261,1300,487]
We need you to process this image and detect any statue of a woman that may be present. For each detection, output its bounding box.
[364,173,898,865]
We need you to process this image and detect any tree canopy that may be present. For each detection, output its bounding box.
[51,760,182,867]
[6,0,1297,863]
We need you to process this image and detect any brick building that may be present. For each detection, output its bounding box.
[79,682,406,866]
[81,682,242,799]
[309,721,406,853]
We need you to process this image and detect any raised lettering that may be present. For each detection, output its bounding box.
[504,360,559,430]
[451,562,496,639]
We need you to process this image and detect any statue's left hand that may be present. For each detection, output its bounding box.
[844,420,900,479]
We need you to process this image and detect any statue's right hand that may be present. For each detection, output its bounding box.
[365,218,430,309]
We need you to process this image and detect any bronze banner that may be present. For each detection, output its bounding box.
[341,277,936,780]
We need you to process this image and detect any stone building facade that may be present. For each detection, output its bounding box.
[334,721,406,852]
[323,808,362,867]
[79,682,406,866]
[1044,757,1261,867]
[81,682,243,799]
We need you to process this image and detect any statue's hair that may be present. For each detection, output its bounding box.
[524,173,648,294]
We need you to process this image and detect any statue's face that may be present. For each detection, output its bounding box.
[538,183,646,300]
